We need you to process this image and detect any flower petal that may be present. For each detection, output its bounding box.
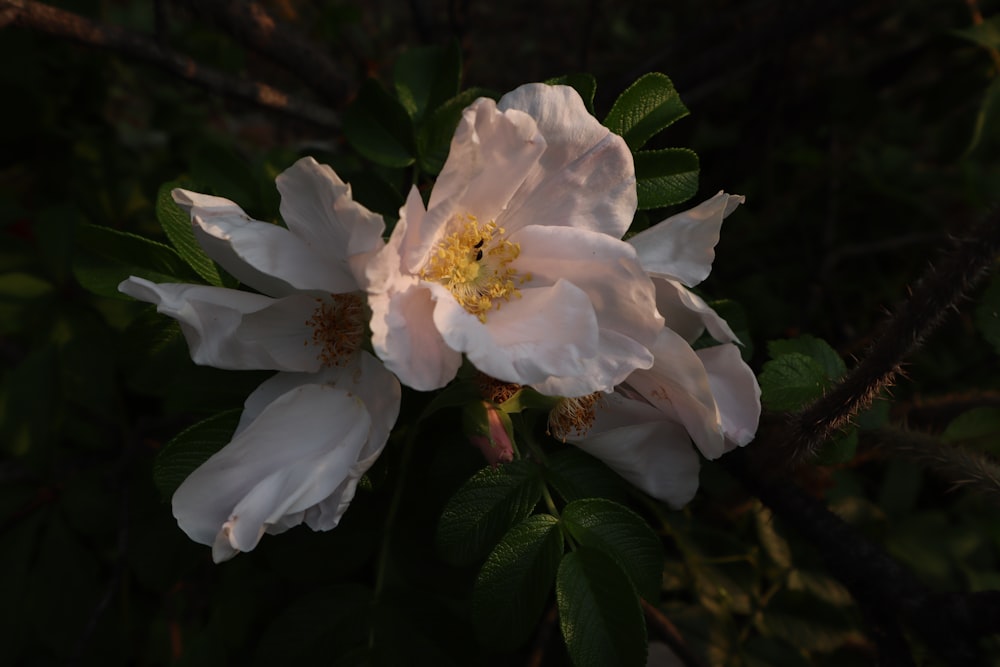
[629,192,744,287]
[512,224,663,351]
[118,276,322,372]
[497,84,636,239]
[654,277,739,344]
[626,327,726,459]
[531,329,653,397]
[429,279,600,389]
[368,282,463,391]
[172,383,372,561]
[172,188,357,296]
[697,344,761,450]
[276,157,385,285]
[571,393,701,508]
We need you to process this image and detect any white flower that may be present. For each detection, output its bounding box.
[366,83,663,397]
[119,157,401,561]
[549,194,760,507]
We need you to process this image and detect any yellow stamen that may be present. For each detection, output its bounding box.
[547,393,602,442]
[304,292,365,367]
[420,213,530,323]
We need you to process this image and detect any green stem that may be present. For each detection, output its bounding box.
[372,424,418,605]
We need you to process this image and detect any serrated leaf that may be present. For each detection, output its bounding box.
[975,273,1000,355]
[72,224,202,299]
[544,448,631,505]
[472,514,563,649]
[546,74,597,113]
[758,353,830,412]
[344,79,416,168]
[416,88,492,175]
[153,409,241,499]
[156,181,223,286]
[561,499,662,602]
[604,73,689,150]
[436,460,544,566]
[767,335,846,380]
[634,148,699,210]
[394,42,461,124]
[556,547,647,667]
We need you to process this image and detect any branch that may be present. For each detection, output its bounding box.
[865,426,1000,506]
[761,207,1000,470]
[723,449,995,666]
[0,0,339,130]
[168,0,349,106]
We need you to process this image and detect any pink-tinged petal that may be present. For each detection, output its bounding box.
[629,192,745,287]
[627,327,726,459]
[654,277,739,345]
[172,188,357,296]
[276,157,385,274]
[415,99,545,252]
[172,384,372,561]
[571,394,701,508]
[532,330,654,397]
[697,344,761,450]
[429,279,599,388]
[497,84,636,239]
[369,283,462,391]
[118,277,322,372]
[512,224,663,351]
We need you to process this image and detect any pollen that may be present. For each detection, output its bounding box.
[547,392,602,442]
[420,213,531,323]
[304,292,365,367]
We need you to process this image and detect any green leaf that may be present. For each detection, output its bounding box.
[394,42,462,124]
[0,272,53,300]
[436,460,544,566]
[952,15,1000,49]
[975,273,1000,356]
[767,335,846,380]
[634,148,699,210]
[546,74,597,114]
[816,428,858,465]
[561,498,663,602]
[544,448,631,505]
[604,73,689,150]
[416,88,492,175]
[343,79,416,168]
[556,547,647,667]
[472,514,563,649]
[964,77,1000,156]
[156,181,223,286]
[72,224,202,298]
[942,407,1000,455]
[153,409,241,499]
[758,352,830,412]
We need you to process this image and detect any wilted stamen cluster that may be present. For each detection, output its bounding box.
[548,393,602,442]
[421,213,530,322]
[305,292,365,367]
[476,372,522,405]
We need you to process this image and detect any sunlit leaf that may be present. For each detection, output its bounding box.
[604,73,689,150]
[758,352,830,412]
[634,148,699,210]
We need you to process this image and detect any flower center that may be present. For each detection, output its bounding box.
[420,213,531,323]
[547,393,602,442]
[305,292,365,367]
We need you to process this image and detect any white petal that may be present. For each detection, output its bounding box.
[571,394,701,508]
[497,84,637,239]
[368,282,462,391]
[531,329,653,397]
[697,344,761,450]
[429,279,599,388]
[420,98,545,240]
[276,157,385,279]
[172,188,357,296]
[512,224,663,351]
[654,277,739,344]
[627,327,726,459]
[118,277,322,372]
[172,384,372,561]
[629,192,745,287]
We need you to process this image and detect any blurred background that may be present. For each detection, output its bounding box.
[2,0,1000,664]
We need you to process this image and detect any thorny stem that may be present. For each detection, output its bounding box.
[765,207,1000,471]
